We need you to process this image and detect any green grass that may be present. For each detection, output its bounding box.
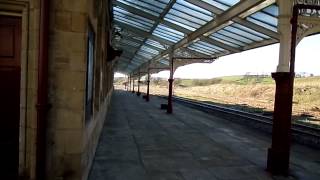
[134,75,320,125]
[117,75,320,88]
[173,75,274,87]
[173,76,320,87]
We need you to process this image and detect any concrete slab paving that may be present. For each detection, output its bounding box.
[88,90,320,180]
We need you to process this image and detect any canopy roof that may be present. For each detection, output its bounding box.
[111,0,279,75]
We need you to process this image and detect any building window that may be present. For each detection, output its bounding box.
[85,24,95,122]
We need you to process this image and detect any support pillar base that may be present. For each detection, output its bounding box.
[167,78,174,114]
[161,104,168,110]
[267,148,289,176]
[136,92,141,96]
[146,80,150,102]
[267,72,293,176]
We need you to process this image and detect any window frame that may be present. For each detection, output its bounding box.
[85,23,95,122]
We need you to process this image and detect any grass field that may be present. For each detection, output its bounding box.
[115,75,320,127]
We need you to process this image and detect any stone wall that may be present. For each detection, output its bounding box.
[46,0,114,179]
[0,0,114,179]
[81,0,114,179]
[46,0,87,179]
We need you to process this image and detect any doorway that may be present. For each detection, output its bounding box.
[0,15,22,179]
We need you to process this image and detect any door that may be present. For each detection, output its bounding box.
[0,15,21,179]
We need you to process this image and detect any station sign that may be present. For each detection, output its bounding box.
[295,0,320,5]
[295,0,320,17]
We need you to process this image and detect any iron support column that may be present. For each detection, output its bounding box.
[129,75,131,92]
[137,72,141,96]
[146,71,150,102]
[167,49,174,114]
[267,72,294,175]
[267,1,297,175]
[132,78,135,93]
[127,75,129,91]
[167,78,174,113]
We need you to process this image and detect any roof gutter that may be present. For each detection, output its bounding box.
[36,0,50,179]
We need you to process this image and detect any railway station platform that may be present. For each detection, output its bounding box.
[88,90,320,180]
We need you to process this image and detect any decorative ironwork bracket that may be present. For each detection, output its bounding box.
[294,2,320,44]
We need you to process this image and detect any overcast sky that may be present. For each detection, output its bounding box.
[115,34,320,79]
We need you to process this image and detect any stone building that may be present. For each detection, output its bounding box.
[0,0,117,179]
[1,0,320,179]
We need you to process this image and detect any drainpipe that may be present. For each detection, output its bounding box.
[36,0,50,179]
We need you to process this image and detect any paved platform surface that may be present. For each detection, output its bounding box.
[88,90,320,180]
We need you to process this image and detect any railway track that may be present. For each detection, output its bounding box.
[159,95,320,148]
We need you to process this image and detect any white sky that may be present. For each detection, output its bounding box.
[115,34,320,79]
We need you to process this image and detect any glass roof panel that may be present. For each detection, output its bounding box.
[153,24,185,43]
[165,14,201,29]
[231,23,270,39]
[218,29,253,44]
[131,60,142,65]
[157,0,170,3]
[153,31,182,42]
[139,49,157,56]
[132,58,146,64]
[197,41,224,51]
[134,56,148,62]
[131,36,145,41]
[121,39,140,47]
[141,45,160,55]
[164,17,197,31]
[262,5,279,17]
[250,12,278,27]
[145,39,166,50]
[114,16,152,31]
[113,7,155,24]
[210,33,247,46]
[172,3,213,22]
[215,0,240,6]
[246,5,278,32]
[113,14,153,30]
[153,28,182,40]
[188,46,212,56]
[115,43,137,51]
[139,0,167,9]
[224,26,264,42]
[119,0,164,14]
[176,0,213,16]
[157,24,185,37]
[159,59,169,65]
[137,51,153,59]
[153,31,180,43]
[112,0,282,74]
[189,43,218,54]
[209,36,241,48]
[117,0,161,16]
[191,43,219,53]
[246,17,278,32]
[200,0,232,10]
[168,9,207,25]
